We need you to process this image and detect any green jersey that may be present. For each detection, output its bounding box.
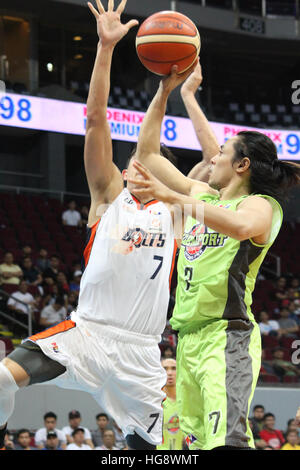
[157,396,184,450]
[171,192,283,334]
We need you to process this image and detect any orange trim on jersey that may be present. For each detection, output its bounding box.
[83,218,100,268]
[29,320,76,342]
[130,193,158,210]
[169,240,178,290]
[143,199,159,209]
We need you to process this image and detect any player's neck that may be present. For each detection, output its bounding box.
[165,385,176,401]
[219,177,250,201]
[130,191,156,206]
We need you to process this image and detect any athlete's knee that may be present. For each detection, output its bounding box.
[126,431,156,450]
[2,357,30,388]
[0,361,19,426]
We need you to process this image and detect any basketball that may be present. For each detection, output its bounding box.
[136,11,201,76]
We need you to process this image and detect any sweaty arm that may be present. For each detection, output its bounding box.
[135,64,208,197]
[180,63,220,181]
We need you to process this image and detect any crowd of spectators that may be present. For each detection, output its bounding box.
[249,405,300,450]
[2,405,300,450]
[2,410,128,451]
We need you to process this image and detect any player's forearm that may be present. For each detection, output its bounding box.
[168,192,253,241]
[136,83,169,162]
[181,91,220,162]
[86,42,114,125]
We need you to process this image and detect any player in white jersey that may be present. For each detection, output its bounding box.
[0,0,190,450]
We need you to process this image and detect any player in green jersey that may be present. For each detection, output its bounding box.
[129,62,300,450]
[157,358,185,450]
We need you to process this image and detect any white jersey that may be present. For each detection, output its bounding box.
[73,189,176,336]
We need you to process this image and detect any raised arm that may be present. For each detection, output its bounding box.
[128,161,273,244]
[85,0,138,225]
[180,63,220,181]
[135,62,208,197]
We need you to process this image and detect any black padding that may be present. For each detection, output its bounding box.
[7,341,66,385]
[126,431,156,450]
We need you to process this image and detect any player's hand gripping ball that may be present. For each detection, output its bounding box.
[136,10,201,76]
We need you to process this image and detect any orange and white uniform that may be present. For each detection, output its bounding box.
[27,189,176,446]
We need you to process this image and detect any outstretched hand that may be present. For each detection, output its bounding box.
[88,0,139,47]
[161,57,199,95]
[127,160,172,203]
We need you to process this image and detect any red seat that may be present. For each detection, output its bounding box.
[262,336,280,349]
[0,337,14,356]
[1,284,19,294]
[283,376,299,383]
[260,374,280,383]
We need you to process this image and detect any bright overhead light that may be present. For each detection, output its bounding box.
[46,63,53,72]
[73,35,82,41]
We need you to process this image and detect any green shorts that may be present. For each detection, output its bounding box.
[176,319,261,450]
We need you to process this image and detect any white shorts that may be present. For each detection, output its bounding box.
[28,317,166,445]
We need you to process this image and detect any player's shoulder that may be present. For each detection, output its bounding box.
[189,180,219,198]
[238,194,273,212]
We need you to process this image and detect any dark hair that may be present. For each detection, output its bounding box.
[17,429,30,438]
[233,131,300,204]
[54,296,65,306]
[126,144,177,169]
[72,427,85,437]
[264,413,275,419]
[44,412,57,421]
[254,405,265,411]
[96,413,109,420]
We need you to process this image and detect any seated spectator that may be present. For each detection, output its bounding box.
[43,255,61,283]
[7,280,37,334]
[66,291,78,314]
[248,418,267,450]
[69,271,82,293]
[3,430,15,450]
[39,296,67,328]
[273,277,288,302]
[34,412,67,450]
[288,301,300,325]
[258,311,282,338]
[21,257,43,286]
[284,419,300,442]
[57,271,70,294]
[42,283,61,308]
[62,410,94,448]
[66,428,92,450]
[41,431,63,450]
[62,200,82,227]
[281,430,300,450]
[95,430,119,451]
[80,205,89,226]
[21,245,33,260]
[15,429,36,450]
[271,347,300,381]
[259,413,285,449]
[0,252,23,285]
[250,405,265,436]
[36,248,51,273]
[278,308,299,338]
[259,349,277,377]
[291,278,300,297]
[162,346,176,360]
[112,421,127,450]
[92,413,111,448]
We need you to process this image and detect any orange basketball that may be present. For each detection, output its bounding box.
[136,11,201,76]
